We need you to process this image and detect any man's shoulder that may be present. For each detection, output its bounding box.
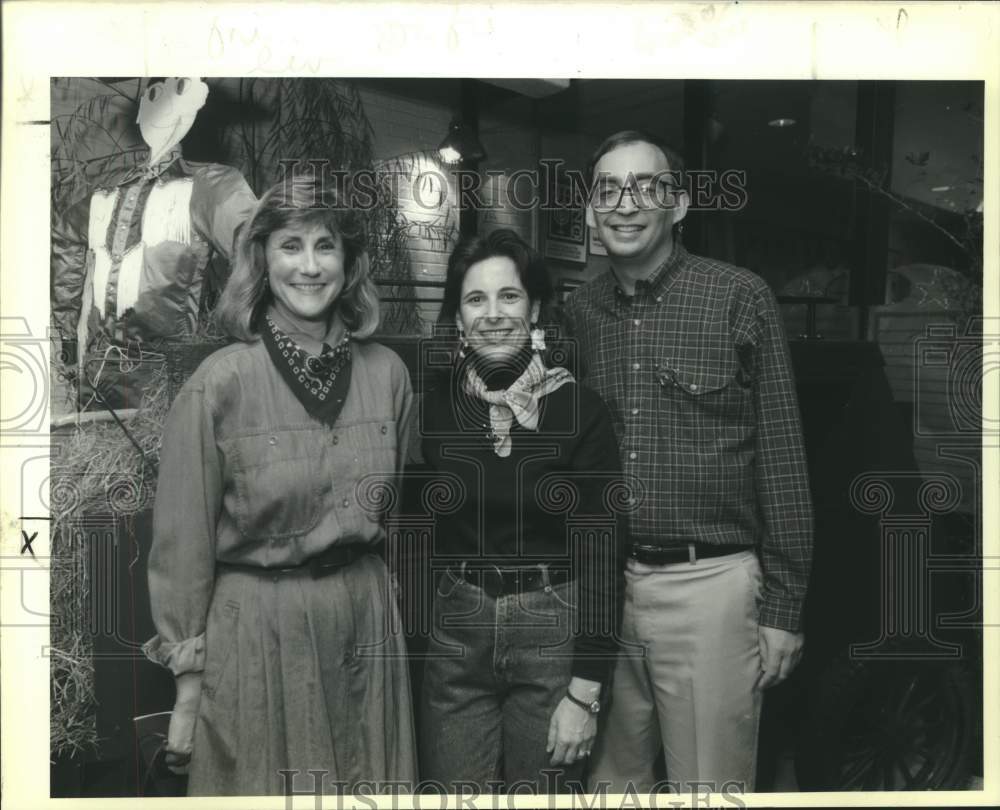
[543,378,612,417]
[679,250,770,297]
[565,270,615,311]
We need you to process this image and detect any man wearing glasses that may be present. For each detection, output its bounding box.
[563,131,813,794]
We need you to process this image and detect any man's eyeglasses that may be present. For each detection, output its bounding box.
[590,179,681,213]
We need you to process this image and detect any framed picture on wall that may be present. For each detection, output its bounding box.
[544,176,587,265]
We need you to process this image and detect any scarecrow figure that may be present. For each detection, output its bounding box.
[52,77,257,410]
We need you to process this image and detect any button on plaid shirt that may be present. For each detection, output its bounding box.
[563,244,813,631]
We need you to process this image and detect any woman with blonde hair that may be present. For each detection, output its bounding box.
[144,177,416,795]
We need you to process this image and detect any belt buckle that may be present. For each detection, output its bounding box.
[522,565,544,594]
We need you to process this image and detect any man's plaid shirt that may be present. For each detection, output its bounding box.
[563,244,813,632]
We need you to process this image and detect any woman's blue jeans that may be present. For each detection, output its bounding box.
[419,565,585,794]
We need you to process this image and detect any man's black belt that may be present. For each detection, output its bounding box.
[629,542,754,566]
[218,542,378,581]
[452,563,573,599]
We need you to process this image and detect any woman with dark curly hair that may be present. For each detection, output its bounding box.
[144,177,416,795]
[419,228,627,793]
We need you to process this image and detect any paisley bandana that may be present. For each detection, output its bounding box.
[462,352,574,457]
[261,316,352,427]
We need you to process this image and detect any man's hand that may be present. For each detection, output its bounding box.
[165,671,203,774]
[756,626,803,690]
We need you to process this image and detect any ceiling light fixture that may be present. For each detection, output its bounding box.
[768,117,797,128]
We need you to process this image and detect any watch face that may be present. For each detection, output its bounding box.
[568,691,601,713]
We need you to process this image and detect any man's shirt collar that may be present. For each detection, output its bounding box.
[608,242,688,305]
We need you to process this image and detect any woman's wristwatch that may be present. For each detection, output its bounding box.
[565,689,601,715]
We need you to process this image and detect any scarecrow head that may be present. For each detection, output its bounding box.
[137,77,209,166]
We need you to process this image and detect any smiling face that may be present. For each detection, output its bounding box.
[265,222,347,334]
[136,77,209,166]
[457,255,540,364]
[586,140,688,271]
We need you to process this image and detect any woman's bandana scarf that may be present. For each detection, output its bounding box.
[462,352,574,457]
[261,315,352,427]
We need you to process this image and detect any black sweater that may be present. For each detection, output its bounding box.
[420,366,627,683]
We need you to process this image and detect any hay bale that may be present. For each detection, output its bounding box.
[49,336,232,758]
[50,517,98,758]
[49,367,169,757]
[48,336,221,757]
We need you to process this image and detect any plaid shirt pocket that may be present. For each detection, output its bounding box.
[655,346,755,446]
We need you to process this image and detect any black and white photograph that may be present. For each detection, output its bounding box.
[1,3,997,809]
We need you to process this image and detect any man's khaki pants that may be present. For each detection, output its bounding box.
[589,549,763,796]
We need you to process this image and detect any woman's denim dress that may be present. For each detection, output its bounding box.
[144,338,417,795]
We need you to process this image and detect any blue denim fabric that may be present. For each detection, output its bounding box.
[420,566,585,793]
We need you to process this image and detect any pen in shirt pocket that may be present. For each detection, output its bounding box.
[655,363,679,388]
